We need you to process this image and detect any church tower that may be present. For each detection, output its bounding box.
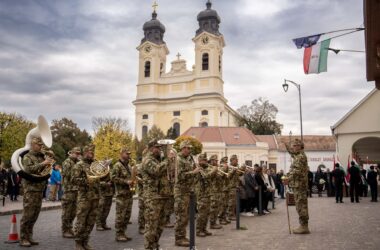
[133,1,238,140]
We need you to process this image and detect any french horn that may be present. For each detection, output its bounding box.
[87,159,112,182]
[11,115,53,182]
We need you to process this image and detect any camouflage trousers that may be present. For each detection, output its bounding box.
[144,198,168,249]
[174,193,190,241]
[96,195,113,227]
[209,193,220,225]
[20,191,43,241]
[164,195,174,223]
[74,198,99,242]
[115,194,133,236]
[138,197,145,231]
[227,189,236,218]
[196,195,210,232]
[218,191,229,220]
[293,188,309,226]
[61,190,78,233]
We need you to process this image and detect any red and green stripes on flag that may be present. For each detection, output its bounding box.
[303,39,331,74]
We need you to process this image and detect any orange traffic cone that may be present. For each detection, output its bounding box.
[4,214,19,243]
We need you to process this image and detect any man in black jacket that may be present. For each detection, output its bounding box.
[367,165,378,202]
[332,163,345,203]
[348,161,361,203]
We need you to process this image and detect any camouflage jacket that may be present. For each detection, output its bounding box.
[62,157,78,192]
[220,164,230,192]
[228,164,240,190]
[22,150,46,192]
[110,160,132,196]
[195,164,217,198]
[136,163,144,198]
[174,153,197,195]
[288,151,308,189]
[99,173,115,197]
[210,165,224,194]
[72,158,100,200]
[141,152,170,200]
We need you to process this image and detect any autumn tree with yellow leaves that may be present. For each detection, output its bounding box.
[92,117,134,163]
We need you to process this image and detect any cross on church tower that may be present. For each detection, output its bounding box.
[152,1,158,12]
[176,52,181,60]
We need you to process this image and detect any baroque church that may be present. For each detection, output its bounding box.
[133,1,239,139]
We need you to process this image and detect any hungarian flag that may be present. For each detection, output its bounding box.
[303,39,331,74]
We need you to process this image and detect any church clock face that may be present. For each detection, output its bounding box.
[144,45,152,53]
[202,36,209,45]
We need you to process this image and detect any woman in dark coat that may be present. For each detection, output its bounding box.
[244,167,258,215]
[254,166,269,214]
[315,167,326,197]
[7,168,20,201]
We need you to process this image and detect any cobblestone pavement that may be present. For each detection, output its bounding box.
[1,196,379,250]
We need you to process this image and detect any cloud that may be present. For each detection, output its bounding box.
[0,0,374,136]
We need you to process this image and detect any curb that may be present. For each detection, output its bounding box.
[0,195,139,216]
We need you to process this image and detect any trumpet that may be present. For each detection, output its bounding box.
[217,168,228,176]
[231,166,246,174]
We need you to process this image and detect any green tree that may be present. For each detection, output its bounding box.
[0,112,34,165]
[166,127,178,140]
[174,135,203,155]
[92,117,134,163]
[50,118,91,164]
[237,97,283,135]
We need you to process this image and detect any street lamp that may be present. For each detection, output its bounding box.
[283,79,303,143]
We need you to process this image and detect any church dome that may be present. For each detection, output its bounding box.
[196,1,221,36]
[141,11,166,45]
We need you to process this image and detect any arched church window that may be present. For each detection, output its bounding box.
[173,122,180,137]
[219,55,222,72]
[142,114,148,120]
[201,110,208,116]
[142,125,148,138]
[144,61,151,77]
[160,63,164,76]
[202,53,209,71]
[200,122,208,127]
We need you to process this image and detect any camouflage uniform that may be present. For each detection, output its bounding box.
[61,151,79,236]
[174,143,197,243]
[72,154,100,246]
[227,156,240,219]
[110,159,134,240]
[20,146,46,244]
[287,139,310,233]
[141,148,170,249]
[137,163,145,234]
[164,156,176,226]
[209,155,223,228]
[218,158,230,224]
[96,173,115,230]
[195,154,216,236]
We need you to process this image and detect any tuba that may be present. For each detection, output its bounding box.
[11,115,53,183]
[87,159,112,182]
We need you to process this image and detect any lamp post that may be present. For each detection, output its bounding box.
[283,79,303,143]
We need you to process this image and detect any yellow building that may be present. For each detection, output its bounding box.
[133,1,239,139]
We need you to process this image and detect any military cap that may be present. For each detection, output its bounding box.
[179,140,192,149]
[70,147,81,154]
[148,139,161,148]
[83,144,95,153]
[198,153,207,161]
[220,156,228,163]
[120,147,131,154]
[230,155,238,160]
[209,154,218,161]
[31,137,44,145]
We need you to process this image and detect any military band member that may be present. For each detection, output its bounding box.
[136,159,145,235]
[285,139,310,234]
[195,153,218,237]
[110,148,134,242]
[227,155,239,220]
[96,167,115,231]
[141,140,171,249]
[174,140,201,247]
[20,137,54,247]
[72,144,99,250]
[208,154,223,229]
[164,149,176,228]
[218,156,231,225]
[61,146,81,238]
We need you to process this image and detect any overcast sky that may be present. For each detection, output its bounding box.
[0,0,374,135]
